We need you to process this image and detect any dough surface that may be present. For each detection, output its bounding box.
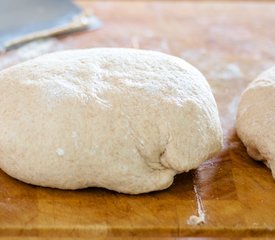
[0,48,223,194]
[237,66,275,178]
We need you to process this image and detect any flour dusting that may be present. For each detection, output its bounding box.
[187,185,206,226]
[16,38,64,60]
[0,38,64,70]
[215,63,243,80]
[56,148,65,156]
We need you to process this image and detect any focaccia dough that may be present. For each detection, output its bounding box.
[0,48,223,194]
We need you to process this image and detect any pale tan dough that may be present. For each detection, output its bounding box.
[237,66,275,178]
[0,48,223,194]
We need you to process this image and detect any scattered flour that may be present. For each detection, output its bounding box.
[187,185,206,226]
[216,63,243,80]
[16,38,64,60]
[0,38,64,70]
[56,148,65,156]
[181,49,243,81]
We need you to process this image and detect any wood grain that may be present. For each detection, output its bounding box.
[0,1,275,238]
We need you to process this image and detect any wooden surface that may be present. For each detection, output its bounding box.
[1,1,275,238]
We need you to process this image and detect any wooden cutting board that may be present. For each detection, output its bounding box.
[0,1,275,238]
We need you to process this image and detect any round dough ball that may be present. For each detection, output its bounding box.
[0,48,223,194]
[237,66,275,178]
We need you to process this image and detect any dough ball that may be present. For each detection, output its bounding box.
[0,48,223,194]
[237,66,275,178]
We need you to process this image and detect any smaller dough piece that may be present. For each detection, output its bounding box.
[236,66,275,178]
